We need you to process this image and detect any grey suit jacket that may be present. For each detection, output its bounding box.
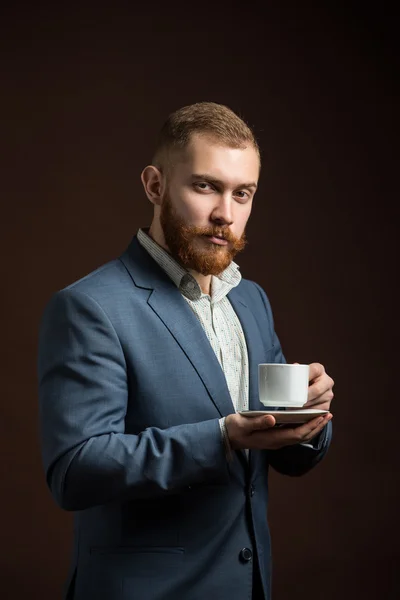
[37,236,332,600]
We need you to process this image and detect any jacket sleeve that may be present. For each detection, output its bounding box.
[37,288,230,511]
[252,282,332,476]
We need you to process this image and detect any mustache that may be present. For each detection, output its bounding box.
[188,225,238,243]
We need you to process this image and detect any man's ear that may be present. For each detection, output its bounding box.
[141,165,165,206]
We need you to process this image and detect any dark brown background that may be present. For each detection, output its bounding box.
[1,2,398,599]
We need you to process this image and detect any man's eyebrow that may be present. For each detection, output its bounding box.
[191,174,258,190]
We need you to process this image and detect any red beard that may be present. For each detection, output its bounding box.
[160,193,247,276]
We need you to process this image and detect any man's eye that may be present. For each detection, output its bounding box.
[235,190,249,201]
[194,182,212,191]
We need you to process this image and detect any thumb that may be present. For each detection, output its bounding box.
[249,415,276,431]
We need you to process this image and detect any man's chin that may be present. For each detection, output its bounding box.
[185,251,233,277]
[167,234,237,276]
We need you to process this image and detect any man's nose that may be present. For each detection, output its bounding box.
[211,195,233,226]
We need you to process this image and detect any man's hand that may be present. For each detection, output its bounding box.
[302,362,334,411]
[225,412,332,451]
[225,362,334,451]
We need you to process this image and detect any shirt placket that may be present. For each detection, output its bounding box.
[213,304,236,411]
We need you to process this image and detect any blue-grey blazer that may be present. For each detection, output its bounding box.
[38,236,331,600]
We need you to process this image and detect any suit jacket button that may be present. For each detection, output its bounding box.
[250,484,255,496]
[239,548,253,562]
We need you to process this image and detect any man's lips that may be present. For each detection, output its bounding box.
[205,235,229,246]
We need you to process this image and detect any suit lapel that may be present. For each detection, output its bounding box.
[147,289,235,417]
[120,237,235,418]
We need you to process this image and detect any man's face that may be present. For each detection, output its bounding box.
[159,134,259,276]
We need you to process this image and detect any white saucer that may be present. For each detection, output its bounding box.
[239,409,328,424]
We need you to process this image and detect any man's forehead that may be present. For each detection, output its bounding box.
[179,134,260,179]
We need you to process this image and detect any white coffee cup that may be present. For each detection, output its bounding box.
[258,363,310,408]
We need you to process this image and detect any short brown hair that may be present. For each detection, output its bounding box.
[152,102,260,171]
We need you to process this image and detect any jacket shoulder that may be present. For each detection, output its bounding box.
[62,258,130,296]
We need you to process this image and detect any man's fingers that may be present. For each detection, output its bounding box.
[307,371,334,408]
[308,362,325,381]
[297,413,332,441]
[274,413,332,445]
[232,412,331,450]
[303,396,333,410]
[302,414,332,442]
[293,361,324,380]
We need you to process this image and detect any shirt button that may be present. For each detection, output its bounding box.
[239,548,253,563]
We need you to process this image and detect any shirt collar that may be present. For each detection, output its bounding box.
[137,228,241,302]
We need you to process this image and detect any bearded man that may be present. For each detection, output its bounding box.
[38,102,334,600]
